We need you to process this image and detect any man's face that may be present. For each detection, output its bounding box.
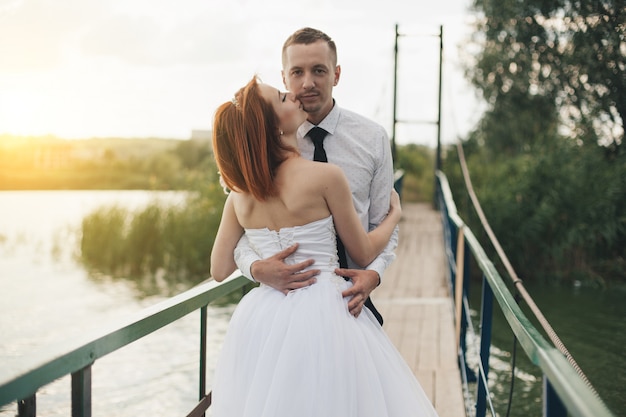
[282,40,341,125]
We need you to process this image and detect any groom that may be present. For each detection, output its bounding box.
[234,27,397,323]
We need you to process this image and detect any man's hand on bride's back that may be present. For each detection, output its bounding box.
[249,243,319,294]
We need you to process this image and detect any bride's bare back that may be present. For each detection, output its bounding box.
[231,157,339,231]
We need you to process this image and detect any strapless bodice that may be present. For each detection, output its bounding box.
[244,215,339,274]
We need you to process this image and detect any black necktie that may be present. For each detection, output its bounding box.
[308,126,328,163]
[307,127,348,269]
[307,126,384,326]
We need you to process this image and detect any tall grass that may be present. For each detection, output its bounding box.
[79,175,226,295]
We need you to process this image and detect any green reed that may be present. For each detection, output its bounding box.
[79,178,227,296]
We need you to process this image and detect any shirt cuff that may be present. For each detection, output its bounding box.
[366,259,386,284]
[233,247,258,283]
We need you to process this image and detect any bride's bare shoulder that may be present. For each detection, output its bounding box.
[281,158,345,186]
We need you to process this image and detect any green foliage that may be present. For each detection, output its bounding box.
[445,140,626,286]
[467,89,559,157]
[161,179,226,280]
[454,0,626,287]
[467,0,624,149]
[79,157,229,295]
[80,206,129,273]
[125,205,166,275]
[174,139,213,170]
[395,144,435,203]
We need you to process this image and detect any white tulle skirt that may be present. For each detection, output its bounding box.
[211,274,439,417]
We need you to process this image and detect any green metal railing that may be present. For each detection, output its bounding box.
[436,170,615,417]
[0,273,251,417]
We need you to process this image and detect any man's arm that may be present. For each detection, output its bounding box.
[365,125,399,277]
[365,225,399,278]
[340,126,397,316]
[233,234,261,282]
[234,235,319,293]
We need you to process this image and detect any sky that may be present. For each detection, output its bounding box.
[0,0,484,147]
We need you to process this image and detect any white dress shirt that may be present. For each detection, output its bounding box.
[234,102,398,280]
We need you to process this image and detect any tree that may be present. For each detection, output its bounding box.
[448,0,626,286]
[467,0,625,150]
[466,88,559,157]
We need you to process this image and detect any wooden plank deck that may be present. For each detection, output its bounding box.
[372,202,466,417]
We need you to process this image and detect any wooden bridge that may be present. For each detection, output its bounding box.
[373,202,465,417]
[0,172,615,417]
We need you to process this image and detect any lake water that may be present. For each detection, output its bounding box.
[0,190,234,417]
[0,191,624,416]
[465,280,626,417]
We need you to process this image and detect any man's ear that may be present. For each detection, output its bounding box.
[334,65,341,86]
[281,70,288,89]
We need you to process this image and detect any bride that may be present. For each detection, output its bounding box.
[209,77,438,417]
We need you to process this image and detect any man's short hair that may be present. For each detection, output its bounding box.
[282,27,337,67]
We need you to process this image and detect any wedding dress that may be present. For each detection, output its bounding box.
[211,215,439,417]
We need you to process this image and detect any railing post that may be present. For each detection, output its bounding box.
[476,276,493,417]
[17,394,36,417]
[449,221,458,290]
[200,306,208,410]
[71,365,92,417]
[460,240,476,382]
[454,227,465,350]
[544,376,567,417]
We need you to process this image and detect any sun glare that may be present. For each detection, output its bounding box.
[0,90,46,136]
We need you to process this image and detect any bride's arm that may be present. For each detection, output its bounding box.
[211,193,244,281]
[323,165,401,268]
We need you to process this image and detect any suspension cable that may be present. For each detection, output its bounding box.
[454,139,601,397]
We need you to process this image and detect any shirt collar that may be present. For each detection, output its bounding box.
[298,100,341,139]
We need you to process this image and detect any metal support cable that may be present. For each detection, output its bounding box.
[454,140,600,397]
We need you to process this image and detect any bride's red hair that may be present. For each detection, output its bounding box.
[212,77,295,201]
